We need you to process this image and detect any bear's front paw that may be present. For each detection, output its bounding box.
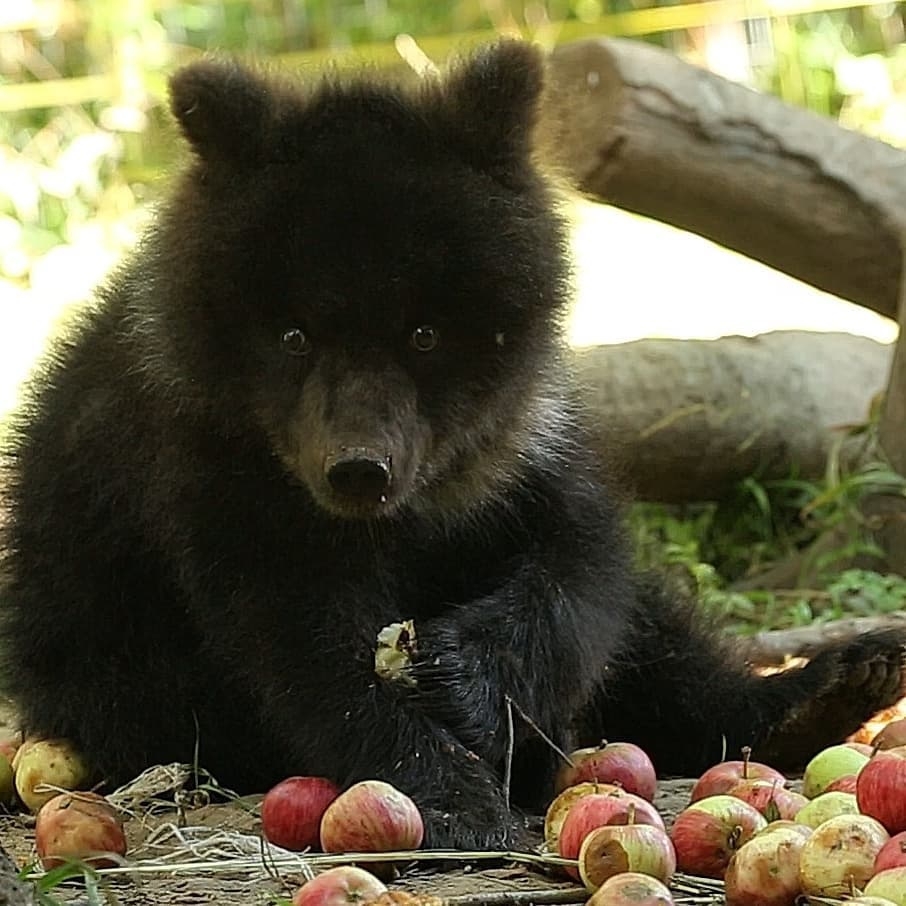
[758,627,906,769]
[419,798,518,850]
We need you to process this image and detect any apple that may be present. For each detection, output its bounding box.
[826,774,858,794]
[865,867,906,904]
[690,749,785,803]
[849,742,876,756]
[544,782,621,851]
[35,791,127,869]
[757,820,812,840]
[578,823,676,892]
[15,738,90,812]
[725,779,807,821]
[558,790,666,870]
[586,872,675,906]
[858,747,906,834]
[669,795,767,879]
[261,776,341,851]
[555,742,657,802]
[874,720,906,751]
[876,831,906,873]
[724,824,808,906]
[794,791,859,828]
[320,780,423,852]
[0,753,13,806]
[292,866,388,906]
[0,733,19,762]
[798,813,889,896]
[802,744,870,799]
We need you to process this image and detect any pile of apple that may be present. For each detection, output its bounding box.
[544,728,906,906]
[260,776,426,906]
[0,734,127,870]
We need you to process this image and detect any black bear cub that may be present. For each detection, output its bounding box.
[1,41,903,847]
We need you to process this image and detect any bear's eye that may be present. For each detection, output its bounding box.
[410,325,439,353]
[281,328,311,357]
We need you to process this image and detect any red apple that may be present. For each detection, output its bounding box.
[261,776,341,852]
[558,789,666,872]
[690,749,785,802]
[669,795,767,879]
[798,813,889,896]
[826,774,858,794]
[858,746,906,834]
[874,719,906,752]
[35,791,127,869]
[555,742,657,802]
[586,872,675,906]
[876,830,906,873]
[292,866,388,906]
[544,782,621,851]
[578,823,675,892]
[725,779,807,821]
[724,824,808,906]
[320,780,423,852]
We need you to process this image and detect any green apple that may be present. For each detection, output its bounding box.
[802,744,870,799]
[795,791,859,828]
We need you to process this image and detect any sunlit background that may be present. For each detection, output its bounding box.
[1,0,904,421]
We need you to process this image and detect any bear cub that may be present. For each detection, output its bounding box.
[1,41,904,847]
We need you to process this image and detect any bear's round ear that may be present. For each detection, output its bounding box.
[440,39,546,171]
[168,58,274,165]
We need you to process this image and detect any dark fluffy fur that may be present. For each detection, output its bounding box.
[1,42,903,847]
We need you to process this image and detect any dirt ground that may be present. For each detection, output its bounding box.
[0,696,707,906]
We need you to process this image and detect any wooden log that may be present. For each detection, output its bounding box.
[543,37,906,319]
[574,330,891,502]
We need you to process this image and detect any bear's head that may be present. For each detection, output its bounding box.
[139,41,573,521]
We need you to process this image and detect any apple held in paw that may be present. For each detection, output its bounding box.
[725,779,807,821]
[724,824,809,906]
[35,791,127,869]
[555,742,657,802]
[578,823,676,892]
[669,795,767,879]
[802,743,870,799]
[858,747,906,834]
[292,866,388,906]
[320,780,424,853]
[261,776,341,852]
[798,813,889,897]
[544,782,621,852]
[690,749,786,802]
[586,871,675,906]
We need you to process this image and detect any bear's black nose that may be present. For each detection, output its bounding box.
[325,450,392,503]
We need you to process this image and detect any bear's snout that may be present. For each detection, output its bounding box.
[325,448,392,504]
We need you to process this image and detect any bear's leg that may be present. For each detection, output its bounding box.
[582,575,905,774]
